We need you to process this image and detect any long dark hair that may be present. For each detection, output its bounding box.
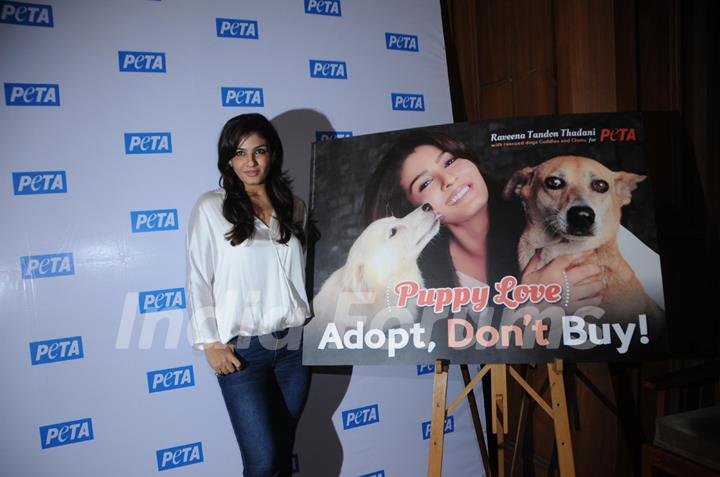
[217,113,304,246]
[363,130,521,288]
[364,131,480,224]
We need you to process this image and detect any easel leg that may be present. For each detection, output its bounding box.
[427,359,449,477]
[460,364,493,477]
[510,364,532,477]
[490,364,508,477]
[548,359,576,477]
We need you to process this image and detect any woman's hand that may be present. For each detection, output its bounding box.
[203,342,242,375]
[521,250,606,311]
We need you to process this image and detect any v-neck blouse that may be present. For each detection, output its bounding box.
[186,189,310,349]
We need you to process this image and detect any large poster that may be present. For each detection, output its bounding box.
[304,113,667,364]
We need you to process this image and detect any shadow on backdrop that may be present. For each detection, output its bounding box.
[272,109,353,476]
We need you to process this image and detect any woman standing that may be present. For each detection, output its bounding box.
[186,113,310,477]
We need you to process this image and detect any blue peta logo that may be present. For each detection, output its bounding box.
[358,471,385,477]
[20,253,74,279]
[0,1,52,27]
[131,209,178,233]
[13,170,66,195]
[147,365,195,394]
[118,51,166,73]
[156,442,204,471]
[221,87,264,107]
[4,82,59,106]
[392,93,425,111]
[421,415,455,440]
[124,132,172,154]
[416,364,435,375]
[216,17,258,39]
[39,418,93,449]
[138,287,186,314]
[309,59,347,79]
[304,0,341,16]
[342,404,380,430]
[386,32,419,52]
[30,336,84,365]
[315,131,352,141]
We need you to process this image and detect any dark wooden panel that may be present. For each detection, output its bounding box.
[478,80,514,118]
[554,0,618,113]
[613,0,638,111]
[636,0,681,111]
[512,68,557,117]
[476,0,514,85]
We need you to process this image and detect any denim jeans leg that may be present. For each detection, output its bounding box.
[216,334,310,477]
[273,345,310,475]
[217,337,278,477]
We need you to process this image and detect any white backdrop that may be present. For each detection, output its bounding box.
[0,1,486,475]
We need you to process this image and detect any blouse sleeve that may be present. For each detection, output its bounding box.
[185,199,221,350]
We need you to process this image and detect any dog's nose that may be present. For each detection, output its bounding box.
[567,206,595,231]
[422,203,433,212]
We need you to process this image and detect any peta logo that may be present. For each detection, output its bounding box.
[138,287,186,314]
[118,51,166,73]
[599,127,637,142]
[385,32,419,52]
[30,336,84,365]
[309,59,347,79]
[39,418,93,449]
[124,132,172,154]
[156,442,204,471]
[421,415,455,440]
[147,365,195,393]
[304,0,341,16]
[392,93,425,111]
[0,1,53,27]
[20,253,74,279]
[417,364,435,375]
[359,471,385,477]
[342,404,380,430]
[221,87,264,107]
[4,82,59,106]
[13,171,66,195]
[131,209,178,233]
[216,18,258,39]
[315,131,352,141]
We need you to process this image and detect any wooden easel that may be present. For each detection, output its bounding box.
[427,359,575,477]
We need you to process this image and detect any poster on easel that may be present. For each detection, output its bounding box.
[303,113,667,364]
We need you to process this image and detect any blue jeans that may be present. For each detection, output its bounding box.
[216,330,310,477]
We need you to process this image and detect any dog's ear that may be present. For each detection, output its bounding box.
[343,263,368,292]
[614,172,646,206]
[502,167,535,200]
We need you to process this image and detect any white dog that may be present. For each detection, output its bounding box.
[310,204,440,333]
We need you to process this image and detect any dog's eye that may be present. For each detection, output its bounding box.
[591,179,609,193]
[544,176,565,190]
[389,227,398,238]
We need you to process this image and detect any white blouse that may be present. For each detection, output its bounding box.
[185,189,311,350]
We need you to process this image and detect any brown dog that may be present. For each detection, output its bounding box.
[503,155,662,320]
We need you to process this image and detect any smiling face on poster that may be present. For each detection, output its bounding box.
[303,113,667,365]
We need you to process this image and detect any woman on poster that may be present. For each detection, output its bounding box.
[363,130,605,307]
[186,113,310,477]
